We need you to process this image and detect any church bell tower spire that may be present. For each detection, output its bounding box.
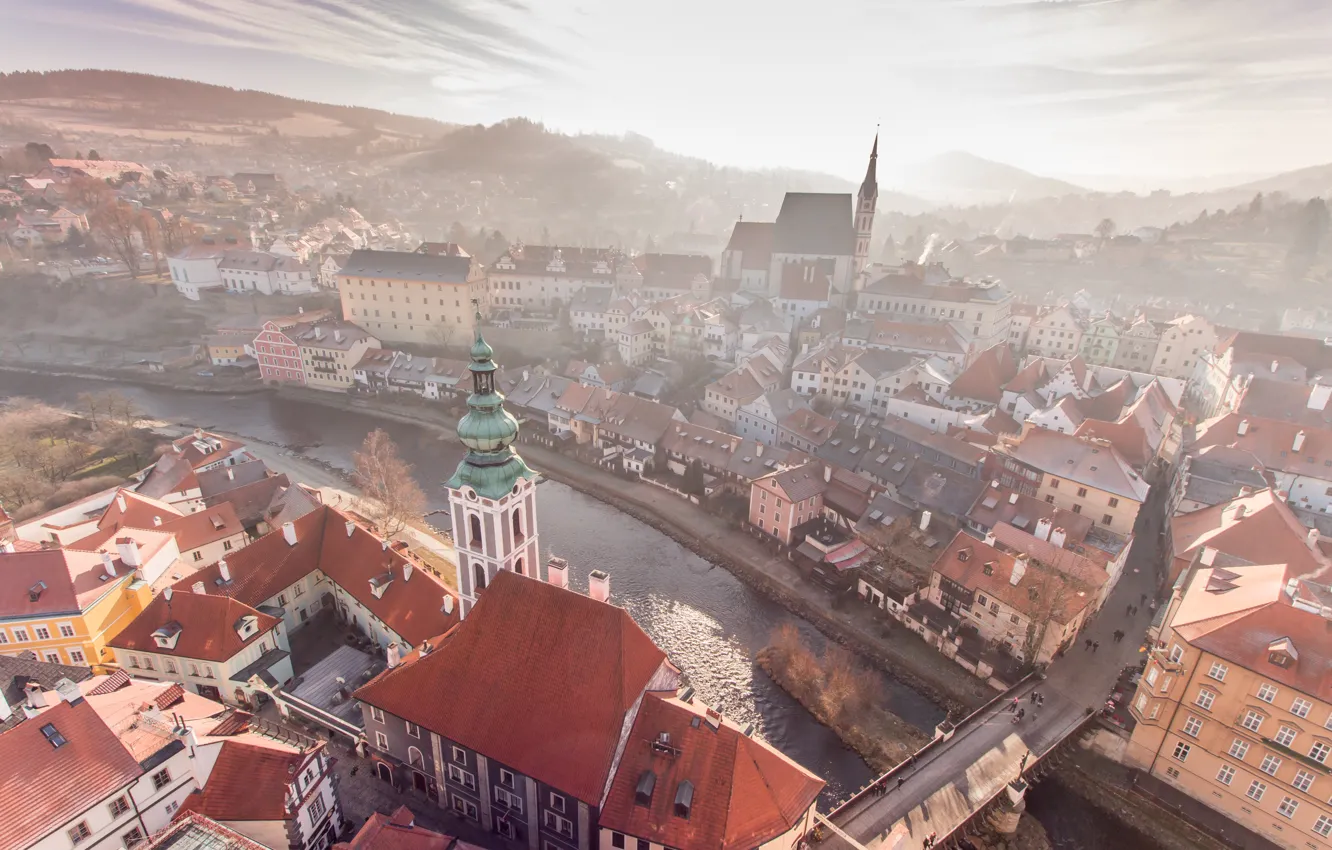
[854,130,879,285]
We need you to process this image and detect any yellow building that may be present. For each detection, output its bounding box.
[1126,556,1332,849]
[337,248,482,348]
[0,546,156,670]
[291,321,378,392]
[204,335,248,366]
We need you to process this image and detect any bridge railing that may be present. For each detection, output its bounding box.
[828,670,1042,819]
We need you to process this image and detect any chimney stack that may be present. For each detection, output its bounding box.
[1034,517,1053,542]
[116,492,127,512]
[1050,526,1068,549]
[282,521,297,546]
[345,519,356,537]
[24,682,46,710]
[1310,383,1332,412]
[403,563,413,582]
[823,465,832,483]
[1234,504,1247,520]
[101,552,116,577]
[588,569,611,603]
[547,556,569,589]
[919,510,932,531]
[192,581,207,595]
[1200,546,1218,566]
[152,516,162,527]
[386,642,401,669]
[1294,431,1307,453]
[1237,419,1249,436]
[116,537,141,568]
[983,530,996,546]
[219,559,231,582]
[227,467,235,481]
[756,443,764,457]
[1010,556,1027,586]
[1309,528,1321,550]
[1271,359,1280,374]
[334,329,343,343]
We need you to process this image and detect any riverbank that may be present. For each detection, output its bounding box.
[0,361,267,395]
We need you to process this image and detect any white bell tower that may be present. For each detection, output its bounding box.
[854,131,879,287]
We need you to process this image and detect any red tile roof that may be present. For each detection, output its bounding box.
[337,806,455,850]
[179,740,306,822]
[600,695,822,850]
[947,344,1018,404]
[932,531,1096,623]
[355,571,670,803]
[1193,411,1332,480]
[0,548,132,617]
[171,431,246,470]
[109,591,280,662]
[73,497,243,555]
[144,812,272,850]
[1168,488,1326,581]
[178,506,457,646]
[0,700,143,848]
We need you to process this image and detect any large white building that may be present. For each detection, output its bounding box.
[858,265,1013,352]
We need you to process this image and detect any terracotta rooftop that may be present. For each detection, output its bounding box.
[336,805,455,850]
[600,694,823,850]
[1169,488,1326,581]
[109,591,280,662]
[178,740,309,823]
[0,548,133,618]
[966,485,1093,543]
[932,531,1096,624]
[949,344,1019,403]
[355,571,670,804]
[0,699,143,849]
[1000,427,1149,502]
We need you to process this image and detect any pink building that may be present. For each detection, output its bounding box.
[254,320,305,384]
[749,462,827,545]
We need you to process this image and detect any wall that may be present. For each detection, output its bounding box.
[1038,473,1142,539]
[339,273,479,347]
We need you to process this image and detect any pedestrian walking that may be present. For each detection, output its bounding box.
[1126,603,1132,615]
[897,777,906,791]
[1130,605,1137,616]
[1140,593,1148,605]
[1092,641,1100,653]
[1037,693,1045,707]
[1018,708,1026,720]
[1010,697,1019,712]
[1030,691,1038,704]
[1084,638,1092,650]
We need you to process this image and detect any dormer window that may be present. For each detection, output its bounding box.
[674,780,694,820]
[234,615,258,640]
[634,770,656,807]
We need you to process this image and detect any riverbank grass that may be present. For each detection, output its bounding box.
[758,624,929,772]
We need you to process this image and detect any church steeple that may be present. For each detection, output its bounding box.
[446,308,541,618]
[854,130,878,284]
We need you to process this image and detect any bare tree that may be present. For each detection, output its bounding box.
[1018,562,1086,666]
[90,201,147,278]
[352,429,426,541]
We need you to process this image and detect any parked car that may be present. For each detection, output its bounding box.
[196,370,215,378]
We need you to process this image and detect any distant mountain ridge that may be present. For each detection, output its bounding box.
[888,150,1089,205]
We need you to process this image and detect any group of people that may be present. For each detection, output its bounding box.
[1008,690,1045,723]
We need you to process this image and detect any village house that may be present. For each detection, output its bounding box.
[736,389,810,445]
[486,245,623,316]
[1165,488,1328,586]
[841,317,969,368]
[1111,316,1162,371]
[293,321,379,392]
[858,265,1014,351]
[1025,304,1087,359]
[1151,314,1219,381]
[338,249,483,347]
[71,488,247,568]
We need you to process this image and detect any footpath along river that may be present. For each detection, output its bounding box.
[0,373,1125,841]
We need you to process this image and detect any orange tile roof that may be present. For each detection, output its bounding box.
[180,740,307,822]
[355,571,669,803]
[1169,489,1326,580]
[73,496,242,555]
[949,343,1018,404]
[179,506,457,646]
[1193,411,1332,479]
[338,806,454,850]
[932,531,1096,623]
[171,431,246,470]
[109,591,280,662]
[0,700,143,848]
[599,695,822,850]
[0,548,132,617]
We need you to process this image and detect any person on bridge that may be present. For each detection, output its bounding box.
[896,777,906,791]
[1092,641,1100,652]
[1010,697,1019,711]
[1084,638,1092,650]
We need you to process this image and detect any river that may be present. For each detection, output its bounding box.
[0,373,922,804]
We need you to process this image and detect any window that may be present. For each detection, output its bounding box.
[1182,716,1203,737]
[44,651,60,664]
[12,628,28,642]
[192,551,203,561]
[1102,514,1114,526]
[1195,689,1216,710]
[494,786,523,812]
[1293,770,1316,792]
[1147,667,1159,687]
[371,706,385,723]
[1215,765,1235,785]
[447,763,477,790]
[163,658,175,673]
[1208,661,1228,681]
[1260,754,1282,775]
[1050,479,1060,489]
[612,833,626,850]
[1309,741,1331,763]
[58,623,75,638]
[406,721,420,738]
[451,795,479,821]
[122,827,145,848]
[1072,504,1082,514]
[152,767,171,790]
[109,795,131,817]
[1258,683,1278,703]
[452,745,467,764]
[1108,497,1120,508]
[1242,710,1264,733]
[374,732,388,750]
[1230,739,1250,759]
[223,540,233,551]
[1292,698,1313,718]
[68,822,92,845]
[1077,487,1088,498]
[34,626,50,640]
[548,792,566,813]
[1045,495,1055,504]
[543,811,574,838]
[1169,644,1184,663]
[308,795,327,822]
[1246,780,1266,801]
[1276,726,1298,747]
[1315,815,1332,838]
[1277,797,1299,819]
[1172,741,1191,761]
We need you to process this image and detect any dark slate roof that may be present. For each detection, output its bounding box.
[0,655,94,730]
[338,249,471,284]
[773,193,855,256]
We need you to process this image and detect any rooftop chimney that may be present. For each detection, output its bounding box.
[588,569,611,603]
[101,552,116,577]
[334,329,343,343]
[547,556,570,589]
[756,443,764,457]
[1009,556,1027,586]
[983,530,996,546]
[386,642,401,669]
[192,580,207,595]
[823,465,832,483]
[344,520,356,537]
[24,682,46,709]
[1049,526,1068,549]
[116,537,141,567]
[1237,419,1249,436]
[116,492,127,512]
[442,596,455,615]
[1294,431,1307,453]
[1233,504,1247,520]
[1200,546,1218,566]
[227,467,235,481]
[381,539,389,551]
[219,559,231,582]
[194,428,203,440]
[314,326,324,340]
[1008,492,1019,505]
[55,679,82,705]
[152,515,163,527]
[1308,528,1321,550]
[1271,359,1280,374]
[403,563,413,582]
[1034,517,1053,542]
[919,510,932,531]
[1310,383,1332,412]
[282,521,297,546]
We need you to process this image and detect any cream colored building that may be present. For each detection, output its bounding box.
[337,249,482,348]
[1151,314,1218,381]
[294,321,379,392]
[1127,557,1332,849]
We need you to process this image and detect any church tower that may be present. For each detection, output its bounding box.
[446,315,540,618]
[853,132,879,286]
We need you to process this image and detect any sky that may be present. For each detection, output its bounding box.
[2,0,1330,185]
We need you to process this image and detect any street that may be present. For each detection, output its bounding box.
[828,483,1169,850]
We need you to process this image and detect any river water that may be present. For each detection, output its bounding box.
[1,373,924,804]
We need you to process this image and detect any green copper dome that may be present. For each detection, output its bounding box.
[447,320,537,499]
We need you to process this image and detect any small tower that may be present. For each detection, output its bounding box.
[446,312,540,618]
[854,131,879,285]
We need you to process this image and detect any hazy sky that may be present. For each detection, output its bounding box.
[2,0,1330,182]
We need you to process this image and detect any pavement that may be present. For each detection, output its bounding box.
[825,483,1170,850]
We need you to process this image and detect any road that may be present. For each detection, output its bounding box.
[828,484,1169,850]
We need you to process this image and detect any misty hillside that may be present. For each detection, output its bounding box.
[1228,162,1332,200]
[889,151,1089,205]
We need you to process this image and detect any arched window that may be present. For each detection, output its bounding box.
[512,508,524,541]
[515,557,525,577]
[469,514,482,549]
[408,746,425,769]
[474,562,487,591]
